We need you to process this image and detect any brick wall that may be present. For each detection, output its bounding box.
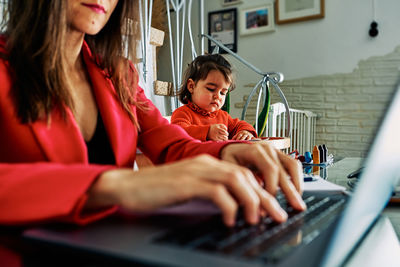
[236,45,400,158]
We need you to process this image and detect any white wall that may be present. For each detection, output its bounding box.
[227,0,400,80]
[158,0,400,118]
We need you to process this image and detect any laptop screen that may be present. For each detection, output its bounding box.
[322,86,400,267]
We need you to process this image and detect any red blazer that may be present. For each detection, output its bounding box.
[171,102,258,141]
[0,40,231,225]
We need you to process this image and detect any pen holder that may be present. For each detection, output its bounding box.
[301,145,333,167]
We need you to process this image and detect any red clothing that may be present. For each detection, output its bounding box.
[0,40,233,226]
[171,102,257,141]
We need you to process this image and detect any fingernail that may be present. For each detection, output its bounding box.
[255,213,260,223]
[260,209,267,217]
[297,195,307,210]
[226,217,235,227]
[300,200,307,210]
[278,207,288,220]
[272,200,287,220]
[250,213,259,224]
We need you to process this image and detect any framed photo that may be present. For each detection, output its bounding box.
[276,0,325,24]
[239,4,275,36]
[208,8,237,53]
[222,0,242,6]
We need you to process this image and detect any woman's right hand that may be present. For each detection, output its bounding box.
[207,124,229,141]
[86,154,288,227]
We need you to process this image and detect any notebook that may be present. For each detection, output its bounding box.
[23,85,400,267]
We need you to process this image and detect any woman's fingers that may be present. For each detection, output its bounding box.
[220,143,306,211]
[255,145,281,195]
[245,171,288,222]
[277,152,304,194]
[197,147,306,222]
[278,172,306,211]
[257,188,288,222]
[100,151,304,228]
[195,156,261,224]
[224,169,260,224]
[248,144,306,211]
[190,155,293,225]
[104,161,241,226]
[188,180,238,226]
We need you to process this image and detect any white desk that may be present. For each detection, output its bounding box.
[311,157,400,239]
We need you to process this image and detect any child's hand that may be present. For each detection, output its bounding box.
[232,130,255,140]
[208,124,229,141]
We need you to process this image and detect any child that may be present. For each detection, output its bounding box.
[171,54,257,141]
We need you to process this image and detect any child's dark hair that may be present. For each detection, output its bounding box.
[178,54,235,104]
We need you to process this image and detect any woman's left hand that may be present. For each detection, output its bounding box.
[220,143,306,212]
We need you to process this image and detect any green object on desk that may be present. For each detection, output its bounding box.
[253,86,270,137]
[221,91,230,113]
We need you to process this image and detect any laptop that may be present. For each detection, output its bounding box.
[23,85,400,267]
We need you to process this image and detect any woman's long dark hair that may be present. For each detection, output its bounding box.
[0,0,140,125]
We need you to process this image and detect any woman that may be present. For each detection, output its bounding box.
[0,0,305,227]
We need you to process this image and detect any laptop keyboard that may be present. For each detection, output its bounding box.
[154,193,346,264]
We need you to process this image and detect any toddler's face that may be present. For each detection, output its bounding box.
[188,70,230,113]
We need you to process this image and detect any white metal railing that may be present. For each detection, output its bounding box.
[264,103,317,155]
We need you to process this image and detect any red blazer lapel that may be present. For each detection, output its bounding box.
[29,42,137,166]
[82,42,137,167]
[29,107,88,163]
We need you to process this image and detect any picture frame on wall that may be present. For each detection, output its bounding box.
[222,0,242,6]
[208,8,237,53]
[239,4,275,36]
[275,0,325,24]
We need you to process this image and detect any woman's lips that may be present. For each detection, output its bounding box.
[82,3,106,14]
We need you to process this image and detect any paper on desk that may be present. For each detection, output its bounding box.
[304,175,346,191]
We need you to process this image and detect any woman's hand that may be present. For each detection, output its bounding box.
[86,154,289,227]
[220,143,306,212]
[207,124,229,141]
[232,130,255,140]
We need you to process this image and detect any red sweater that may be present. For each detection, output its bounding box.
[171,102,257,141]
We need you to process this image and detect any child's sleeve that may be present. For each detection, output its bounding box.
[227,114,258,138]
[171,109,210,141]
